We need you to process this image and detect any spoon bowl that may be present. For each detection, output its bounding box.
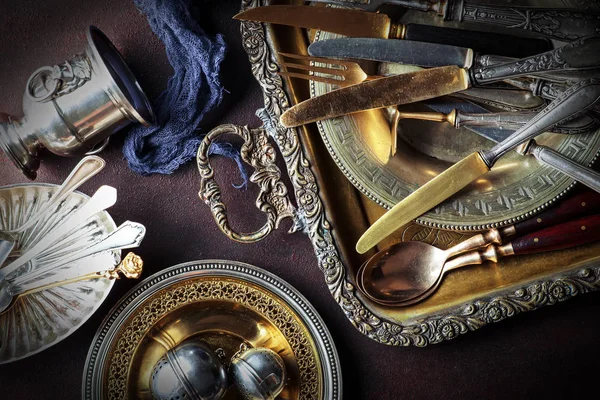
[360,241,448,304]
[358,229,502,306]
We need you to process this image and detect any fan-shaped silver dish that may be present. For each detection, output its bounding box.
[0,184,118,363]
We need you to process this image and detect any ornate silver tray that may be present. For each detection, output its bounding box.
[82,260,342,400]
[0,184,118,363]
[196,0,600,347]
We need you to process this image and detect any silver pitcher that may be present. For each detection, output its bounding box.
[0,26,155,179]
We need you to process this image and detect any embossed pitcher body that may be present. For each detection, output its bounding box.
[0,26,155,179]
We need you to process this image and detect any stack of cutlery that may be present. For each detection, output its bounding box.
[234,2,600,253]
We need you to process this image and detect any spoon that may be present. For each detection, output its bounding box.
[0,185,118,282]
[0,233,15,267]
[2,156,106,236]
[359,214,600,306]
[0,252,143,314]
[0,220,146,315]
[358,229,503,305]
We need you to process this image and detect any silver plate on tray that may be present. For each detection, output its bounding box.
[311,26,600,231]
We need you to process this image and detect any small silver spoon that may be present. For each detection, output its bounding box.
[0,185,118,282]
[3,156,106,236]
[0,233,15,267]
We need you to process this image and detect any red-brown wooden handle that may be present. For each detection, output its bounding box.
[510,214,600,255]
[508,190,600,237]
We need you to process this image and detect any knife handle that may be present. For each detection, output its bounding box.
[482,79,600,166]
[400,23,552,58]
[447,0,600,41]
[471,36,600,86]
[475,55,599,84]
[501,188,600,238]
[507,214,600,255]
[453,110,596,135]
[525,140,600,194]
[454,87,546,111]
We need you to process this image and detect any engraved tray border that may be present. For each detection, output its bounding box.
[237,0,600,346]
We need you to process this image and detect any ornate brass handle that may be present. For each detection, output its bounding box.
[197,124,297,243]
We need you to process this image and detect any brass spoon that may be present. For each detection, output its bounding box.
[359,214,600,307]
[358,229,502,305]
[0,253,143,315]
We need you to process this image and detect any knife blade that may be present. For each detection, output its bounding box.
[281,36,600,128]
[234,5,551,57]
[356,78,600,253]
[309,0,600,41]
[308,38,586,84]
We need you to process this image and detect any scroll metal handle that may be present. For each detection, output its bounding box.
[197,124,297,243]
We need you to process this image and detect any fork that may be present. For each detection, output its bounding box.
[277,53,546,155]
[278,52,419,155]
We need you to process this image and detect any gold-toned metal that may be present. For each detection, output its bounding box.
[234,5,395,38]
[391,22,407,39]
[197,124,299,243]
[280,65,470,127]
[277,52,373,87]
[193,0,600,346]
[15,252,143,300]
[102,252,143,279]
[356,152,491,253]
[87,262,333,399]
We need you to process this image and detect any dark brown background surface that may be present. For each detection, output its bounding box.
[1,1,600,399]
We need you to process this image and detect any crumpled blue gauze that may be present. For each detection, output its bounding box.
[124,0,248,187]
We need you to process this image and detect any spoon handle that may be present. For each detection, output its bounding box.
[5,156,106,234]
[506,214,600,256]
[445,214,600,271]
[444,229,502,258]
[500,189,600,238]
[0,186,117,280]
[10,221,146,287]
[11,253,143,298]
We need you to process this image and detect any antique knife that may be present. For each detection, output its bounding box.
[233,5,551,57]
[356,78,600,254]
[309,0,600,41]
[281,36,600,128]
[308,38,597,83]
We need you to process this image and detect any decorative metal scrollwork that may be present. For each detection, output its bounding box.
[197,124,298,243]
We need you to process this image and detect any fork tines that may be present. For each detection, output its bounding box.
[277,52,361,87]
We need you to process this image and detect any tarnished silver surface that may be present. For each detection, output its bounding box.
[0,184,118,363]
[149,339,228,400]
[0,26,154,180]
[194,0,600,347]
[230,345,287,400]
[311,28,600,231]
[82,260,342,400]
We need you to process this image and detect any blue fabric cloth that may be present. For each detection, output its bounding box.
[124,0,247,187]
